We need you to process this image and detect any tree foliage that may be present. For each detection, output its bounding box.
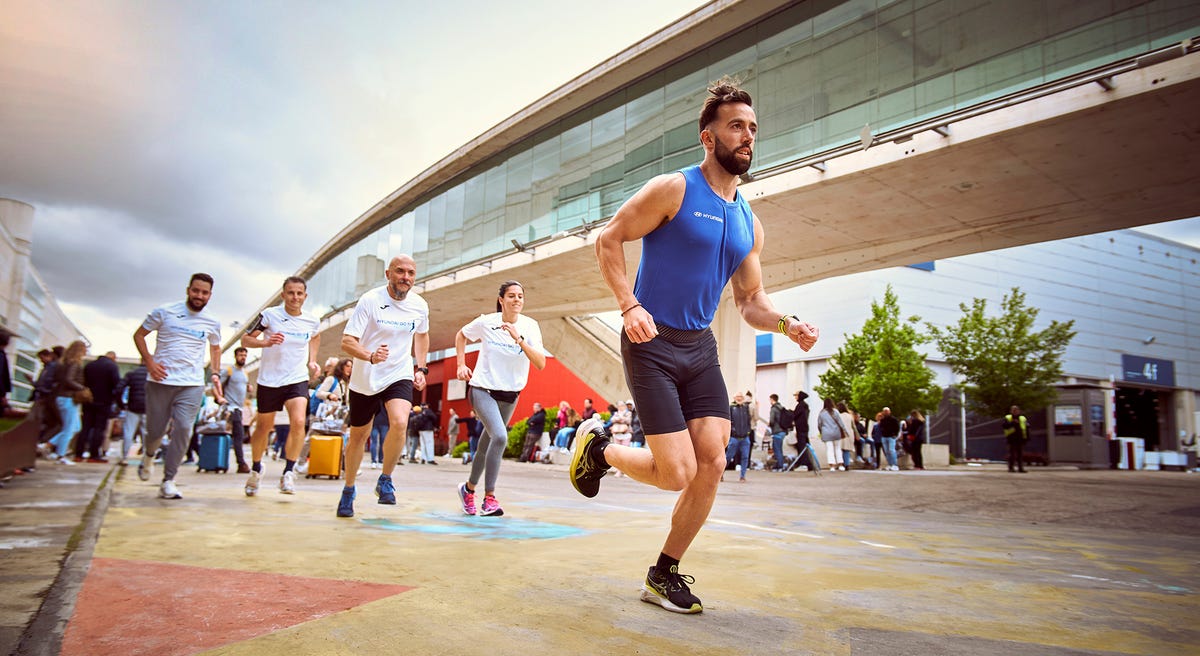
[928,288,1076,419]
[816,286,941,415]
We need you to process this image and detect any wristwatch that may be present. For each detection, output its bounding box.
[416,366,429,375]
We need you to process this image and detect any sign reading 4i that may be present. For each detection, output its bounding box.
[1122,354,1175,387]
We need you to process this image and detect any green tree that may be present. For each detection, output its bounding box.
[928,287,1076,418]
[816,285,941,414]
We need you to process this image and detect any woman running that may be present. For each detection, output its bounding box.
[454,280,546,516]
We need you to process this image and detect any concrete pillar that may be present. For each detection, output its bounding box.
[712,296,756,401]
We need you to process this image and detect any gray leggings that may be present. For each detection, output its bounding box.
[467,387,517,493]
[144,382,204,482]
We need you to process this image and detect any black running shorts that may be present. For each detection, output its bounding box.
[347,379,413,428]
[620,327,730,435]
[256,381,310,414]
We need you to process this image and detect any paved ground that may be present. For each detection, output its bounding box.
[4,452,1199,655]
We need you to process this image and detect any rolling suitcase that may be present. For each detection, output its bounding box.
[306,434,342,479]
[197,433,231,473]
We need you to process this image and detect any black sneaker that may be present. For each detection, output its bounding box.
[640,565,702,614]
[569,417,610,498]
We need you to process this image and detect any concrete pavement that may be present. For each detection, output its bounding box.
[4,452,1199,655]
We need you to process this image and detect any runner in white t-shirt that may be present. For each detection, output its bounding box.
[335,254,430,518]
[454,280,546,517]
[132,273,225,500]
[241,276,321,497]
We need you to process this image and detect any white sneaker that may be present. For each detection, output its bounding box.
[245,470,261,496]
[280,470,296,495]
[138,458,154,481]
[159,480,182,499]
[837,465,845,471]
[295,461,308,475]
[890,465,899,471]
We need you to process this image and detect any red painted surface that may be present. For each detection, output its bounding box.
[425,353,608,450]
[61,557,413,655]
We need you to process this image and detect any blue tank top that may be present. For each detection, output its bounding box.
[632,165,755,330]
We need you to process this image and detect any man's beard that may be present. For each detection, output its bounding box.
[187,297,208,312]
[388,282,409,300]
[713,135,752,176]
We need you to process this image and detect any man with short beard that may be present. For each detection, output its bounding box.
[335,254,430,518]
[133,273,224,500]
[577,78,819,614]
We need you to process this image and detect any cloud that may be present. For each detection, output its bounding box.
[0,0,706,358]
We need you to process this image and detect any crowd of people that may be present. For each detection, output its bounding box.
[721,391,933,475]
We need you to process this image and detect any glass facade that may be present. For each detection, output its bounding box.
[303,0,1200,319]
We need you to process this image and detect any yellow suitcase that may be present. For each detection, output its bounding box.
[306,435,343,479]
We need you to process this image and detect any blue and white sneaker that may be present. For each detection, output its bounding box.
[375,474,396,505]
[336,486,356,517]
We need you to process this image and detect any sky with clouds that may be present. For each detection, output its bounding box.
[3,0,1197,360]
[0,0,706,357]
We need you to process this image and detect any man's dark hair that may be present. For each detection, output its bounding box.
[190,273,215,288]
[37,348,51,358]
[234,347,248,356]
[698,78,752,134]
[283,275,307,289]
[52,345,64,358]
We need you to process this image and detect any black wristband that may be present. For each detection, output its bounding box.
[416,366,429,375]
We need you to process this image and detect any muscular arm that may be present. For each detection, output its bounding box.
[341,334,375,362]
[594,173,685,343]
[413,331,430,391]
[730,216,819,352]
[133,326,166,381]
[208,344,225,402]
[307,333,321,379]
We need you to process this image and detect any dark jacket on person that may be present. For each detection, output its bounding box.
[730,402,752,438]
[794,391,811,437]
[83,355,121,407]
[116,365,149,414]
[906,417,925,445]
[54,361,85,397]
[879,414,901,438]
[527,408,547,435]
[412,407,438,432]
[34,361,59,399]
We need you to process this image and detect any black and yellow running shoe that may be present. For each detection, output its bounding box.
[569,416,610,498]
[640,565,703,614]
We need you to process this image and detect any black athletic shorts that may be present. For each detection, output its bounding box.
[256,381,310,414]
[347,379,413,428]
[620,326,729,435]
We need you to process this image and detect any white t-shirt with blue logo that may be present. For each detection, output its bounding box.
[141,300,222,386]
[461,312,541,392]
[250,305,320,388]
[343,285,429,396]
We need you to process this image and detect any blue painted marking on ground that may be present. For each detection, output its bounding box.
[361,513,586,540]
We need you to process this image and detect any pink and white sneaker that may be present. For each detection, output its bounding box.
[457,482,476,516]
[480,495,504,517]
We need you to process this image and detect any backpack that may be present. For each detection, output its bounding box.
[778,405,795,431]
[309,378,339,416]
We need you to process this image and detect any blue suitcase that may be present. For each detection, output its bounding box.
[197,433,231,473]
